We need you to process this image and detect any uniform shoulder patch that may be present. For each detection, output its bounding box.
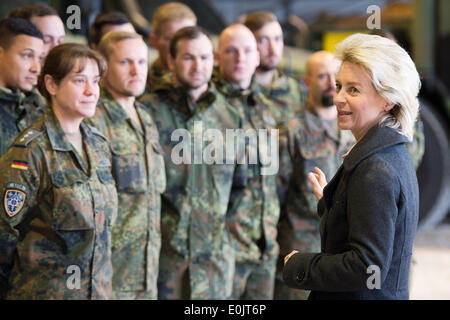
[13,128,43,148]
[4,188,27,218]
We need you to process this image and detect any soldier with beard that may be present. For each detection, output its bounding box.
[274,51,355,300]
[140,26,243,299]
[244,12,306,206]
[244,11,305,124]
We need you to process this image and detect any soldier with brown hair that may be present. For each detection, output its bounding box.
[140,26,242,299]
[244,11,305,124]
[0,43,117,299]
[90,12,136,50]
[147,2,197,92]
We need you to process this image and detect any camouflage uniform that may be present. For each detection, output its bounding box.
[0,86,46,157]
[139,78,243,300]
[257,70,307,207]
[258,69,306,125]
[0,108,117,300]
[146,58,170,94]
[407,115,425,170]
[214,75,280,300]
[86,89,166,300]
[274,103,354,300]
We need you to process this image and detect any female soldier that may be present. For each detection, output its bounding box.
[0,43,117,299]
[283,33,421,299]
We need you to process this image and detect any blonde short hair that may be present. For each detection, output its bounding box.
[151,2,197,36]
[98,31,143,60]
[335,33,421,141]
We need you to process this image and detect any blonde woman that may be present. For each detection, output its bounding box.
[283,33,421,300]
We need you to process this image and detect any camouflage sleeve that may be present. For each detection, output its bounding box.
[0,143,44,297]
[406,116,425,170]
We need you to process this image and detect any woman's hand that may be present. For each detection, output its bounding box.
[308,167,327,200]
[284,250,299,265]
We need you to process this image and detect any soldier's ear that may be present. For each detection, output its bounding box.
[44,74,57,96]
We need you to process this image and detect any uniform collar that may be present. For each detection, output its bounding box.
[343,124,409,171]
[263,69,290,93]
[45,108,78,152]
[98,87,130,123]
[302,102,339,142]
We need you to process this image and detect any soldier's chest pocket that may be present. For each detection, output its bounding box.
[299,143,334,190]
[50,170,94,230]
[111,142,147,193]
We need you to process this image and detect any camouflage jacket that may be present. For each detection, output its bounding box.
[258,69,306,125]
[0,86,46,157]
[277,104,354,254]
[0,108,117,300]
[86,89,166,295]
[407,116,425,170]
[214,75,281,264]
[146,58,171,94]
[139,78,243,299]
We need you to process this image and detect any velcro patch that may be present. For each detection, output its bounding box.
[4,189,27,218]
[14,128,42,148]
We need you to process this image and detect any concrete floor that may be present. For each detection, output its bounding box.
[410,222,450,300]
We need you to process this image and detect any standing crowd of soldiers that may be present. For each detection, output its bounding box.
[0,2,423,300]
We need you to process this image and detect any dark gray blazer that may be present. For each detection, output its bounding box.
[283,124,419,299]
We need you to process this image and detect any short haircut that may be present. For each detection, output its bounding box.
[98,31,143,60]
[6,2,58,19]
[38,43,107,105]
[244,11,278,33]
[169,26,211,58]
[152,2,196,36]
[91,12,131,46]
[335,33,421,141]
[0,18,43,50]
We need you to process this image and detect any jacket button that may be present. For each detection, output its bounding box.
[296,271,305,283]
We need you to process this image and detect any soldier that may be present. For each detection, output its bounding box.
[214,24,280,300]
[87,31,165,300]
[0,18,45,157]
[7,2,65,60]
[244,11,307,205]
[274,51,355,300]
[0,43,117,299]
[244,11,305,124]
[90,12,136,50]
[147,2,196,92]
[6,3,62,126]
[140,26,242,299]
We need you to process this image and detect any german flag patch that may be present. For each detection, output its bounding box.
[11,160,28,170]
